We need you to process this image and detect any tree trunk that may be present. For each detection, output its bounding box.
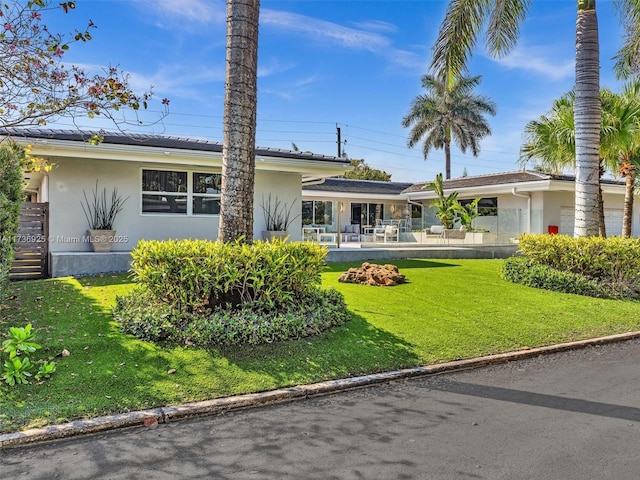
[573,1,601,237]
[622,160,636,237]
[597,184,606,237]
[219,0,260,243]
[597,160,606,237]
[444,138,451,180]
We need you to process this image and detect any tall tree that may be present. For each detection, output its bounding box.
[0,1,168,130]
[604,82,640,237]
[520,94,576,173]
[430,0,640,237]
[219,0,260,243]
[344,159,392,181]
[614,0,640,79]
[521,87,640,237]
[573,0,601,237]
[402,74,496,180]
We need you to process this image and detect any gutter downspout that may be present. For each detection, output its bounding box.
[512,188,531,234]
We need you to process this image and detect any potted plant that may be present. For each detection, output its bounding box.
[260,193,300,241]
[81,180,129,252]
[426,173,459,229]
[426,173,484,240]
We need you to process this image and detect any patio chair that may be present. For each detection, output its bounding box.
[428,225,445,243]
[376,225,399,242]
[341,224,361,242]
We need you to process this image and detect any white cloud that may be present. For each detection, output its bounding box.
[351,20,397,34]
[491,45,574,81]
[134,0,225,26]
[261,9,424,72]
[261,9,391,52]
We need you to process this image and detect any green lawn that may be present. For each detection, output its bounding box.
[2,258,640,433]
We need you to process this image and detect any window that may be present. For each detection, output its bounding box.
[351,203,383,226]
[193,173,221,214]
[142,169,221,215]
[459,197,498,216]
[302,200,333,225]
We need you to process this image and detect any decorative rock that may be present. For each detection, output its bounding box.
[338,262,406,286]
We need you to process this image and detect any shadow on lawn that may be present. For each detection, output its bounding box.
[213,313,421,385]
[2,273,421,433]
[1,273,175,432]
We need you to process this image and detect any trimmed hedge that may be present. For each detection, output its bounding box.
[517,234,640,283]
[114,239,351,346]
[0,144,24,299]
[129,238,328,313]
[502,234,640,300]
[114,286,350,346]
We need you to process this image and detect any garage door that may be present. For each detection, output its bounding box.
[560,207,574,236]
[560,207,623,236]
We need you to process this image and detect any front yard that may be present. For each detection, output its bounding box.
[2,258,640,433]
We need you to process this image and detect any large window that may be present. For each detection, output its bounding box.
[142,169,221,215]
[351,203,383,226]
[460,197,498,216]
[302,200,333,225]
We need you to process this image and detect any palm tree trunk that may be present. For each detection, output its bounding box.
[220,0,260,243]
[573,0,601,237]
[598,184,606,237]
[444,138,451,180]
[597,160,606,237]
[622,161,636,237]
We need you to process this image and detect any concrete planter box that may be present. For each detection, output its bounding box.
[87,229,116,252]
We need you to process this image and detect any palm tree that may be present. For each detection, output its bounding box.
[219,0,260,242]
[520,94,576,173]
[521,87,640,237]
[402,74,496,180]
[604,82,640,237]
[427,173,460,228]
[430,0,640,237]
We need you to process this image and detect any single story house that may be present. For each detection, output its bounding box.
[8,128,350,277]
[404,170,640,239]
[302,171,640,242]
[301,178,414,234]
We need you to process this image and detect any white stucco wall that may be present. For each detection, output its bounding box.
[254,171,302,240]
[47,157,303,252]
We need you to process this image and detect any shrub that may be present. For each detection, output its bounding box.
[129,238,327,313]
[517,234,640,283]
[114,287,350,346]
[502,256,605,298]
[0,143,24,300]
[503,235,640,300]
[1,323,56,386]
[115,239,351,346]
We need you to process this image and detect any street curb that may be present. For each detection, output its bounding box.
[2,330,640,449]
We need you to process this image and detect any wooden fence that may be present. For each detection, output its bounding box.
[10,202,49,280]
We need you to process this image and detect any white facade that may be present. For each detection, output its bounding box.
[44,157,304,252]
[16,130,349,256]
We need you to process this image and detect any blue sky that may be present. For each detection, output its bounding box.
[44,0,626,182]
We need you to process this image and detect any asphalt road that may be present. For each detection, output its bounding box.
[2,339,640,479]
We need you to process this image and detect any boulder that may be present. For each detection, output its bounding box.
[338,262,406,286]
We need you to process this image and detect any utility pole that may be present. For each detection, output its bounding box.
[336,125,341,157]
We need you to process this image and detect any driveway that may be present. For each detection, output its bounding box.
[2,339,639,479]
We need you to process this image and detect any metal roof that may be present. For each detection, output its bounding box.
[303,178,413,195]
[1,128,350,165]
[403,170,624,194]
